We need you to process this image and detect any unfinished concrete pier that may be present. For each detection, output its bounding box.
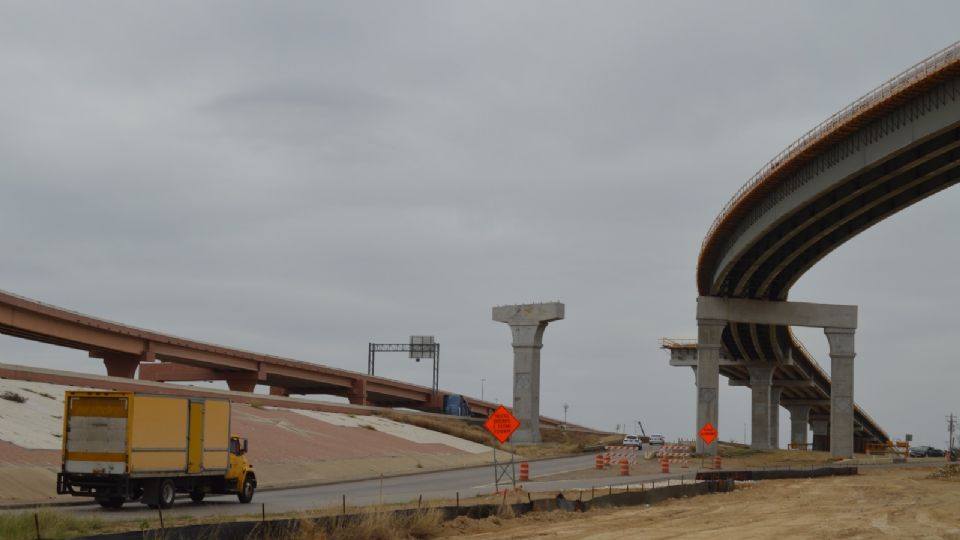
[492,302,565,444]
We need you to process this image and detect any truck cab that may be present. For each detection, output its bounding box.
[225,435,256,503]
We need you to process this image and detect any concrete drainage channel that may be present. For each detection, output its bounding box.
[74,480,736,540]
[696,465,859,481]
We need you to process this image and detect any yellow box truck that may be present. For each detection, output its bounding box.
[56,391,256,509]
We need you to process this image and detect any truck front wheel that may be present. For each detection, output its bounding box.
[237,476,255,504]
[158,479,176,509]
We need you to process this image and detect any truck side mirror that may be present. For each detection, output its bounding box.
[242,439,248,454]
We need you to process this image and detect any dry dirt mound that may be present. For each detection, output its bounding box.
[927,463,960,479]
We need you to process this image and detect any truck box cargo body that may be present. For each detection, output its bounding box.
[57,391,255,509]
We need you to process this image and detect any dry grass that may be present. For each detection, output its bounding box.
[243,509,444,540]
[0,508,108,540]
[377,411,616,459]
[0,390,27,403]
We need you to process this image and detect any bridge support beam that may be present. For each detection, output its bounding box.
[697,296,857,458]
[98,352,142,379]
[747,365,773,451]
[695,319,724,454]
[825,328,856,458]
[493,302,565,444]
[787,405,811,449]
[226,378,257,393]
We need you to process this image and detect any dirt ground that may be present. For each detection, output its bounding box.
[440,464,960,539]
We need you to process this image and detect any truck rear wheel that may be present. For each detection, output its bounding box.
[237,477,255,504]
[189,488,205,503]
[158,479,176,509]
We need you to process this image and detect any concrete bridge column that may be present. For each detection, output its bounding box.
[226,378,256,393]
[101,353,141,379]
[493,303,565,444]
[787,405,811,449]
[695,319,725,454]
[747,365,773,451]
[770,386,783,449]
[825,328,856,458]
[347,378,368,406]
[810,415,830,452]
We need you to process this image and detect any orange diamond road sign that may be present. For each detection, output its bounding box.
[699,423,718,445]
[484,405,521,444]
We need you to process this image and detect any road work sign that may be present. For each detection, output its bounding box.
[699,423,718,445]
[484,405,521,443]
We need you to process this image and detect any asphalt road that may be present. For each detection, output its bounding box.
[54,453,684,521]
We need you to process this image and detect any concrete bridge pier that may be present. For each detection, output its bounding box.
[787,405,811,449]
[747,365,774,450]
[825,328,856,458]
[770,386,783,449]
[695,319,725,454]
[810,415,830,451]
[697,297,857,458]
[493,302,565,444]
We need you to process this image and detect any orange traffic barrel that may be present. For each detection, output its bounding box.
[519,462,530,481]
[660,458,669,474]
[603,454,611,468]
[619,459,629,476]
[595,454,604,470]
[714,455,722,469]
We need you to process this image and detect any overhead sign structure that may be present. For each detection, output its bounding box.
[699,422,718,446]
[484,405,521,444]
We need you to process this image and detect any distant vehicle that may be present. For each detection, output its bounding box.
[909,445,943,458]
[649,434,665,445]
[622,435,640,447]
[57,391,255,509]
[442,394,471,416]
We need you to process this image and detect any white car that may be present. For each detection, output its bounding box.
[622,435,640,447]
[648,434,665,445]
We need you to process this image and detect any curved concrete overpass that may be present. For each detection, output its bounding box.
[693,41,960,456]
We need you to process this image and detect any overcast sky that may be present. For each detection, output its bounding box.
[2,2,959,448]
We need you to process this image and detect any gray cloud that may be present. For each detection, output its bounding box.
[1,1,959,447]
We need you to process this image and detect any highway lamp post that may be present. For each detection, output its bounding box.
[563,403,569,429]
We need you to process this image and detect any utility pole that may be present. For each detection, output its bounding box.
[562,403,569,429]
[948,413,957,461]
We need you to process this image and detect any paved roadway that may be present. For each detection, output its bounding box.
[53,453,694,521]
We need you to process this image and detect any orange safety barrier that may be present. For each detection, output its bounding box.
[595,454,604,470]
[619,459,630,476]
[519,462,529,481]
[660,458,669,474]
[713,455,722,469]
[658,445,691,468]
[603,454,611,467]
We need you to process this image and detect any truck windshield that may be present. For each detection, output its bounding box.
[230,438,240,454]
